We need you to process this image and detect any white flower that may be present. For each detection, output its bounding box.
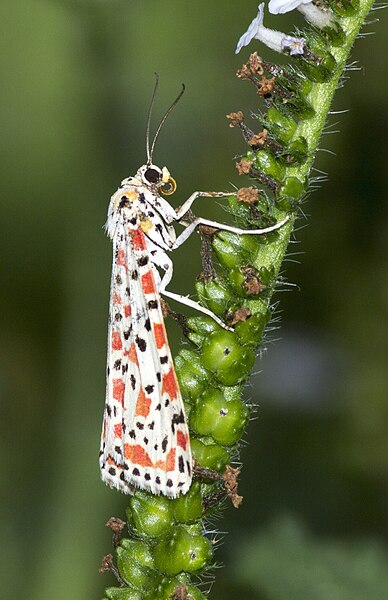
[268,0,311,14]
[235,3,305,55]
[269,0,334,29]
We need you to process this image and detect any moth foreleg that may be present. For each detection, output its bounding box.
[174,191,231,221]
[150,246,233,331]
[172,215,289,249]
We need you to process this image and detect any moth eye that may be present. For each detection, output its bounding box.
[144,168,161,184]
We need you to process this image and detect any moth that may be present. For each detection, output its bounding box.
[99,77,288,498]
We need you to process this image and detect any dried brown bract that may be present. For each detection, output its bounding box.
[258,76,276,96]
[99,553,126,585]
[226,111,245,127]
[226,307,252,326]
[249,52,264,75]
[248,129,268,147]
[223,466,243,509]
[241,266,267,295]
[99,554,114,574]
[105,517,126,534]
[105,516,126,547]
[170,584,188,600]
[236,64,251,79]
[236,186,260,205]
[235,159,253,175]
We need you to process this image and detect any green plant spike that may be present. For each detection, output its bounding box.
[102,1,377,597]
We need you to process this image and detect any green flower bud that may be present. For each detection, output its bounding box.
[281,137,308,165]
[154,527,212,575]
[258,265,275,287]
[278,176,306,203]
[234,310,271,346]
[201,330,255,385]
[298,77,314,97]
[265,107,297,145]
[127,492,174,537]
[151,580,206,600]
[228,266,268,298]
[175,349,209,400]
[116,540,155,590]
[319,23,346,46]
[195,278,234,317]
[190,438,230,471]
[253,149,285,182]
[228,268,250,297]
[116,550,157,591]
[299,51,336,83]
[190,388,249,446]
[170,482,203,522]
[212,230,260,269]
[104,587,142,600]
[327,0,358,16]
[273,96,315,120]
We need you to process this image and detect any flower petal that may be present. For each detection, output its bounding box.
[235,3,265,54]
[269,0,312,15]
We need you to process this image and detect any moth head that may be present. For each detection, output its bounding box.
[138,164,177,196]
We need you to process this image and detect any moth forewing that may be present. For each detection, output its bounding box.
[100,181,192,498]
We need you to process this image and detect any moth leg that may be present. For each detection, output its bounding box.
[149,246,233,331]
[172,215,289,249]
[174,191,231,221]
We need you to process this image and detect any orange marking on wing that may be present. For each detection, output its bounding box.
[135,388,152,418]
[106,456,120,468]
[113,379,125,407]
[162,368,178,400]
[141,270,156,295]
[166,448,176,471]
[111,331,122,351]
[114,424,123,439]
[124,444,153,467]
[130,228,147,251]
[117,249,126,266]
[124,304,131,318]
[154,322,167,350]
[155,448,175,471]
[177,430,188,451]
[113,292,122,305]
[127,342,138,364]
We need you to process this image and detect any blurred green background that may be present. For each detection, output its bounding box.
[1,1,387,598]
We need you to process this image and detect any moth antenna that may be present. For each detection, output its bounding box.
[149,83,185,162]
[146,73,160,165]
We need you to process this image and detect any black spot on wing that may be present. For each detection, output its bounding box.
[178,455,185,473]
[138,255,149,267]
[136,336,147,352]
[171,410,185,433]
